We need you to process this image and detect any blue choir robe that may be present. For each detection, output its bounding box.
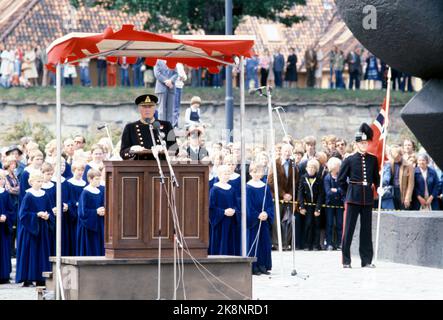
[208,183,239,256]
[62,163,73,179]
[76,186,105,256]
[16,190,54,283]
[0,188,14,281]
[67,178,87,256]
[82,162,102,182]
[246,180,274,272]
[19,167,37,203]
[228,173,242,255]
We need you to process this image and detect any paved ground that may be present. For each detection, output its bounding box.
[253,250,443,300]
[1,252,443,300]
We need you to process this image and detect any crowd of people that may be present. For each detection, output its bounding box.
[1,42,415,92]
[1,117,441,283]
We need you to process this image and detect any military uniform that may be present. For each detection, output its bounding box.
[120,119,177,160]
[337,151,380,267]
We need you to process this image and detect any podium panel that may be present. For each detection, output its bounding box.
[104,161,209,258]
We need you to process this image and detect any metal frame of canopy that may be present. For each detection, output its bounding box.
[46,27,286,301]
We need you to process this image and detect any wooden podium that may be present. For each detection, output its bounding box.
[103,161,209,259]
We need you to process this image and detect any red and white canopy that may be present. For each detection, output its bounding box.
[46,24,255,72]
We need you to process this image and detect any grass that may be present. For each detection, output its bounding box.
[0,87,415,105]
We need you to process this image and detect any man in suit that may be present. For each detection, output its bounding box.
[347,48,362,90]
[186,127,209,161]
[268,143,300,250]
[337,123,380,268]
[120,94,177,161]
[154,60,178,124]
[273,48,285,88]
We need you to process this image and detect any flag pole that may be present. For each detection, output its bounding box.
[374,67,392,263]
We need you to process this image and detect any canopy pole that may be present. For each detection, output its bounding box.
[225,0,234,143]
[267,87,283,254]
[55,63,62,300]
[239,56,247,256]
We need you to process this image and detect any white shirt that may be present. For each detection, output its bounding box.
[174,63,187,88]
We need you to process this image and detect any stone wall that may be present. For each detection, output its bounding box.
[0,100,411,146]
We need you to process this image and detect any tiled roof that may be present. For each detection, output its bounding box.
[0,0,361,71]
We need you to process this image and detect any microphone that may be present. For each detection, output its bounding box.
[97,124,107,130]
[152,120,179,187]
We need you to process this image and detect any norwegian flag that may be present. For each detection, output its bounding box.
[367,98,389,172]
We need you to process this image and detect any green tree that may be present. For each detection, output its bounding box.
[71,0,306,34]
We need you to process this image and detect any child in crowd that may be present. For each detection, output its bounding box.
[246,163,274,275]
[77,169,105,256]
[323,157,344,250]
[0,172,14,284]
[67,161,87,256]
[208,165,239,255]
[19,149,44,201]
[298,159,324,251]
[184,96,202,129]
[16,171,53,287]
[82,145,104,181]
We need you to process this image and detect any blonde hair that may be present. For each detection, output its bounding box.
[249,162,264,174]
[41,162,54,174]
[2,156,17,171]
[306,159,320,173]
[71,161,86,171]
[0,171,7,179]
[87,169,101,182]
[327,157,342,172]
[223,154,236,165]
[28,149,43,161]
[28,171,44,185]
[216,165,230,177]
[303,136,316,146]
[90,144,104,154]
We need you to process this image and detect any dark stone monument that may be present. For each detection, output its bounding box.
[336,0,443,168]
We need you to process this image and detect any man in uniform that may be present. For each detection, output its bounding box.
[337,123,380,268]
[120,94,177,160]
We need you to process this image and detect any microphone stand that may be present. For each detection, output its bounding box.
[148,122,165,300]
[156,126,179,188]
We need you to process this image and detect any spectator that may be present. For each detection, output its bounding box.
[364,53,380,90]
[273,48,284,88]
[402,139,416,163]
[143,64,155,88]
[412,154,440,211]
[186,128,209,161]
[63,63,77,86]
[96,56,107,87]
[259,49,271,87]
[79,58,91,87]
[154,59,178,124]
[305,46,317,88]
[315,48,323,88]
[132,57,144,87]
[173,63,187,128]
[332,47,345,89]
[0,46,14,88]
[107,60,117,87]
[119,56,130,87]
[245,54,259,89]
[285,47,298,88]
[347,48,363,90]
[184,96,202,130]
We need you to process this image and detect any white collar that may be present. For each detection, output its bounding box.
[25,166,39,174]
[88,161,103,170]
[27,188,45,197]
[68,177,87,187]
[85,185,100,194]
[247,180,266,188]
[230,172,240,180]
[214,182,232,190]
[42,181,54,189]
[0,187,5,194]
[51,176,66,183]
